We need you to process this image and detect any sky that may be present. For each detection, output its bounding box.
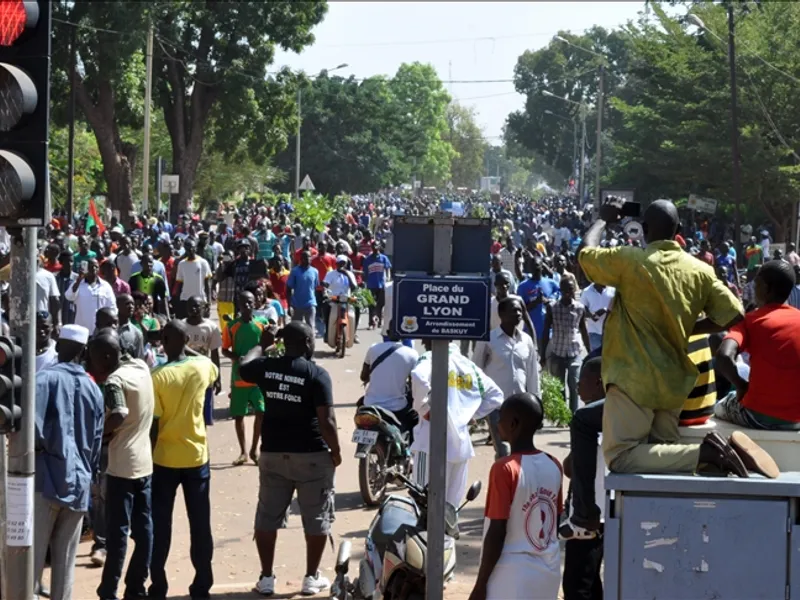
[273,2,650,143]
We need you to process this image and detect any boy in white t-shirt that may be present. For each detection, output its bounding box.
[470,392,563,600]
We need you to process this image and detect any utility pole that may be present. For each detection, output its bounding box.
[728,4,742,260]
[142,24,154,216]
[579,108,587,204]
[572,119,578,184]
[6,228,37,600]
[295,88,302,199]
[595,64,604,204]
[66,23,77,222]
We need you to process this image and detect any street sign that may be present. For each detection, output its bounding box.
[687,194,718,214]
[299,174,315,191]
[161,174,179,195]
[393,275,491,341]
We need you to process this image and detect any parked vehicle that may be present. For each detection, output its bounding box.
[352,405,413,506]
[331,474,482,600]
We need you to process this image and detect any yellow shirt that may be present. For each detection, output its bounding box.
[151,356,218,468]
[579,241,741,410]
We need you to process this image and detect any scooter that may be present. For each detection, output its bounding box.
[331,474,482,600]
[352,405,414,506]
[325,294,356,358]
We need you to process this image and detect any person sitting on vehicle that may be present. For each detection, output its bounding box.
[469,392,563,600]
[360,321,419,433]
[715,260,800,430]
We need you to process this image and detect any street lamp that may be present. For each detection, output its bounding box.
[295,63,349,198]
[553,35,607,205]
[687,12,743,259]
[543,90,587,201]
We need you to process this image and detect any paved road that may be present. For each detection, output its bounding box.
[65,324,571,599]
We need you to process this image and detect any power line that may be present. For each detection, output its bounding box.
[315,32,557,49]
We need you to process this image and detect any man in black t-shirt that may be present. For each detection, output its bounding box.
[239,321,340,596]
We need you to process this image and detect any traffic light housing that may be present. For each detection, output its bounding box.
[0,0,51,227]
[0,336,22,433]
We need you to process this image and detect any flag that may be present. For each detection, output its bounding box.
[87,198,106,234]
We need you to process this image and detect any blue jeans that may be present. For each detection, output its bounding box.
[588,333,603,352]
[569,400,605,525]
[547,354,583,413]
[97,475,153,600]
[149,463,213,600]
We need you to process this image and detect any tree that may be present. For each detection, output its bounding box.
[447,103,487,188]
[52,1,150,219]
[50,125,105,212]
[505,26,630,188]
[387,63,456,185]
[272,74,401,195]
[150,2,327,219]
[608,2,800,239]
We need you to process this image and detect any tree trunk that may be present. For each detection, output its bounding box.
[158,27,217,221]
[73,75,135,223]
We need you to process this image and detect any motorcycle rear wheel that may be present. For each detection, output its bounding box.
[358,443,387,506]
[337,322,347,358]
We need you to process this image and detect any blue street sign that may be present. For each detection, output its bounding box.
[393,275,491,341]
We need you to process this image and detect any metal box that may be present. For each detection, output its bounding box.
[604,472,800,600]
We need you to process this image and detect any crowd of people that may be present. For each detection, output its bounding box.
[13,188,799,600]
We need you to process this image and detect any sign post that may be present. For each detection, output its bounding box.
[428,217,453,600]
[392,214,491,600]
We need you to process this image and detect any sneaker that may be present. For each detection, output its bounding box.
[558,515,598,541]
[254,573,276,596]
[301,571,331,596]
[90,548,107,566]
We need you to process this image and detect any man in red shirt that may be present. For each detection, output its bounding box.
[698,240,715,267]
[311,241,336,334]
[293,237,318,266]
[715,260,800,433]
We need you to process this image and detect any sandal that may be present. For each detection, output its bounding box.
[232,453,247,466]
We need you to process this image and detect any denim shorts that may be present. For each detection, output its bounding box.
[256,451,335,535]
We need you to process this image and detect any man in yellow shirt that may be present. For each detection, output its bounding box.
[578,198,776,478]
[149,320,219,600]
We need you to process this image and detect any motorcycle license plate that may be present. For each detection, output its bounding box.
[352,429,379,445]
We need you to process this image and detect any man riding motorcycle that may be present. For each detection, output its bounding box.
[359,323,419,435]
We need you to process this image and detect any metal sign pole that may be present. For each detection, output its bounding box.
[6,228,37,599]
[425,216,453,600]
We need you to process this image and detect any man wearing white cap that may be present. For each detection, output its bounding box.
[323,255,358,342]
[34,324,104,600]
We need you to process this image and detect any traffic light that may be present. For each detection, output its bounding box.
[0,336,22,433]
[0,0,51,227]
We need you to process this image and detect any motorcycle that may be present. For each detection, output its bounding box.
[352,405,414,506]
[325,294,356,358]
[331,474,482,600]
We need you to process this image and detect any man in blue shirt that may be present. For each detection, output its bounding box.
[363,241,392,329]
[287,250,320,335]
[716,241,737,283]
[516,257,559,343]
[34,324,104,599]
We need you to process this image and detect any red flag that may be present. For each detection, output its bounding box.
[88,198,106,234]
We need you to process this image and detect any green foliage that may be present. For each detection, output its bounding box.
[608,1,800,238]
[292,192,335,232]
[49,126,105,212]
[352,288,376,312]
[506,26,628,188]
[541,372,573,427]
